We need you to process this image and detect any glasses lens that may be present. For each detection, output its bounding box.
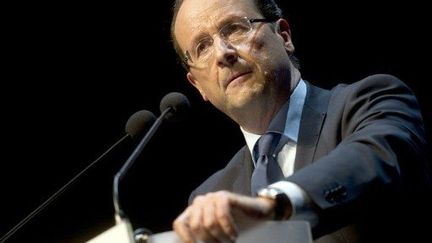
[188,17,255,68]
[220,17,252,43]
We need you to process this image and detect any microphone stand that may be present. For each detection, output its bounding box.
[112,107,173,241]
[0,135,130,243]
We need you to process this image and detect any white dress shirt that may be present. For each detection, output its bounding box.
[241,80,317,225]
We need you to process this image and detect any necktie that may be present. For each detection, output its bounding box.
[250,132,285,195]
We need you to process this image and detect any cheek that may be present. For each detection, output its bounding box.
[249,39,273,75]
[249,36,291,85]
[248,36,267,60]
[194,76,220,97]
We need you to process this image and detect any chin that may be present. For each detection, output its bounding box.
[226,91,260,111]
[225,80,265,107]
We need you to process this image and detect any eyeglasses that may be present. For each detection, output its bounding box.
[184,16,275,68]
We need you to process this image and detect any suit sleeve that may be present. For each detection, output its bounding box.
[287,74,431,236]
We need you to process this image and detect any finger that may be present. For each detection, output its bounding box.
[188,196,204,233]
[202,197,234,243]
[213,194,238,242]
[173,209,196,243]
[189,196,219,243]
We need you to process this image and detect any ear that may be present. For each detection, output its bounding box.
[275,19,295,53]
[187,72,209,101]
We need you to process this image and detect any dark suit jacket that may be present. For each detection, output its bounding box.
[189,74,432,243]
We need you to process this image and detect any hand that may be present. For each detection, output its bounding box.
[172,190,276,243]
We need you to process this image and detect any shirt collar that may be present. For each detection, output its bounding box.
[241,79,307,156]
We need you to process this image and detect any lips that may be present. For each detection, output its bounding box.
[224,70,253,89]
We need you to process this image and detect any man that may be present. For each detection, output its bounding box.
[170,0,431,242]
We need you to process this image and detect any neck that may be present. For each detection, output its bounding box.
[235,69,301,134]
[236,99,284,134]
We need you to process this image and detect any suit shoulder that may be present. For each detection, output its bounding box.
[334,74,413,95]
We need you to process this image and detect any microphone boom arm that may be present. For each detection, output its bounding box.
[113,107,173,222]
[0,134,130,243]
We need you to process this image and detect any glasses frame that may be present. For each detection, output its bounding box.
[183,17,276,67]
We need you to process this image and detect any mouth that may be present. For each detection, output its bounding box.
[225,70,253,89]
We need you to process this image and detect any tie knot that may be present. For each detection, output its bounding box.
[253,132,282,161]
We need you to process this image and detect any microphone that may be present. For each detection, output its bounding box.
[113,92,190,222]
[126,110,158,139]
[0,110,156,243]
[159,91,191,122]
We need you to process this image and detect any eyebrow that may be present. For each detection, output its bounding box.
[188,14,243,50]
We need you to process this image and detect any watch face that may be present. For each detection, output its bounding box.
[258,187,291,220]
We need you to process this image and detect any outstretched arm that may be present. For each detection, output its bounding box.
[173,190,281,243]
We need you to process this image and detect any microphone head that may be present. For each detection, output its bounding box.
[125,110,157,138]
[159,92,191,122]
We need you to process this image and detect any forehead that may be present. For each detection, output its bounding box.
[174,0,260,48]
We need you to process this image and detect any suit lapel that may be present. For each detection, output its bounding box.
[294,82,330,170]
[232,147,254,195]
[229,82,331,193]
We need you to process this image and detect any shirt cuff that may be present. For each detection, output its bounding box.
[269,181,318,227]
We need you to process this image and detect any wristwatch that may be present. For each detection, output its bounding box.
[257,187,292,220]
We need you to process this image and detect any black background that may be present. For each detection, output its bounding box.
[1,1,431,242]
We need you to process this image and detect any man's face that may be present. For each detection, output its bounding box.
[174,0,294,118]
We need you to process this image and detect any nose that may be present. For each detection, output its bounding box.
[214,37,238,67]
